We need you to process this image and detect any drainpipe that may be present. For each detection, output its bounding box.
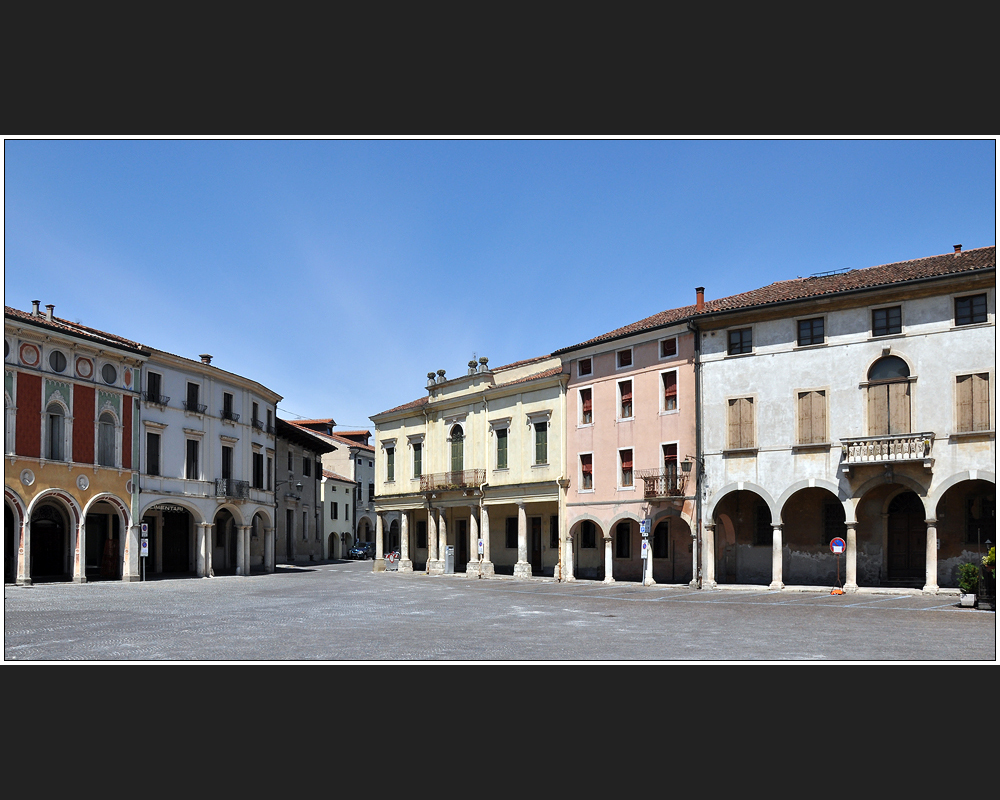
[690,316,704,589]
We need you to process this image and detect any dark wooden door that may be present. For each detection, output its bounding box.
[530,517,542,572]
[887,492,925,580]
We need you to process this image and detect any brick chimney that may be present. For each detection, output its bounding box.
[954,244,962,254]
[696,287,705,312]
[200,354,213,365]
[31,300,41,316]
[45,304,55,321]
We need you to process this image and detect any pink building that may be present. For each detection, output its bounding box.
[555,296,704,585]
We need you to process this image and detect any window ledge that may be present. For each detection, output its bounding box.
[950,321,992,332]
[659,409,679,416]
[616,417,635,423]
[532,463,550,468]
[723,448,759,457]
[949,429,995,441]
[868,333,905,342]
[793,342,827,351]
[792,442,833,452]
[725,351,755,358]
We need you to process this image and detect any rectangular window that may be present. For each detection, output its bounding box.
[728,328,752,355]
[186,439,199,480]
[386,447,395,481]
[872,306,902,337]
[345,503,349,521]
[267,456,273,491]
[146,432,161,476]
[615,522,631,558]
[303,510,308,541]
[956,373,991,432]
[223,392,234,419]
[287,509,294,547]
[620,448,633,488]
[619,380,633,419]
[185,382,202,412]
[288,451,294,472]
[303,457,311,477]
[578,358,592,377]
[797,317,825,346]
[252,402,260,427]
[535,422,547,465]
[222,445,233,480]
[505,517,518,549]
[253,451,264,488]
[413,442,422,477]
[331,502,338,520]
[617,349,632,369]
[662,371,678,411]
[368,483,375,502]
[797,390,828,444]
[581,520,596,549]
[550,516,559,549]
[580,453,593,490]
[660,337,677,358]
[955,294,987,326]
[663,443,678,490]
[496,428,508,469]
[416,520,427,549]
[580,388,593,425]
[727,397,755,449]
[146,371,163,403]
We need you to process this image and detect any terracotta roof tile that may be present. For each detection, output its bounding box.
[5,305,150,353]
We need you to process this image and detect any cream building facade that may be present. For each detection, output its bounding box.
[371,356,569,577]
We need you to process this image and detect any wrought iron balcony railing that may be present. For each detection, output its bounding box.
[215,478,250,500]
[221,409,241,422]
[841,432,934,468]
[184,400,208,413]
[252,417,264,430]
[266,423,276,435]
[636,467,687,499]
[143,391,170,406]
[420,469,487,492]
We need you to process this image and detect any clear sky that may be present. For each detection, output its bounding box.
[3,138,996,431]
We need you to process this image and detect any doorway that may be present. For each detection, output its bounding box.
[530,517,542,573]
[887,492,925,581]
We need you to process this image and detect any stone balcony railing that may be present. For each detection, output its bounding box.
[636,468,687,500]
[840,432,934,474]
[420,469,487,492]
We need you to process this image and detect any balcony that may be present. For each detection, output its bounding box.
[841,432,934,474]
[221,409,241,423]
[420,469,486,492]
[143,391,170,406]
[637,467,687,500]
[252,417,264,431]
[184,400,207,414]
[215,478,251,500]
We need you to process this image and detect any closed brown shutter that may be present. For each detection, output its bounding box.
[868,384,889,436]
[888,381,911,434]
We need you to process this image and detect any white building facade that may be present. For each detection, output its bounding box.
[694,246,995,592]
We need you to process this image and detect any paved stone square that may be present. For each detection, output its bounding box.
[4,559,996,662]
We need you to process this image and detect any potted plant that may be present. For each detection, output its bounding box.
[957,562,979,608]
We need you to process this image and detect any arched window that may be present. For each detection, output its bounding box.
[867,356,911,435]
[450,425,464,473]
[98,411,116,467]
[46,402,65,461]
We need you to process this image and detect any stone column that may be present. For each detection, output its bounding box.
[427,507,438,573]
[373,512,386,572]
[466,506,479,575]
[439,511,448,572]
[399,511,413,572]
[264,525,274,573]
[73,518,86,583]
[123,522,141,582]
[844,522,858,593]
[514,502,531,578]
[16,517,31,586]
[602,534,615,583]
[480,505,494,577]
[769,523,784,590]
[923,519,939,594]
[197,522,213,577]
[237,525,251,575]
[564,530,575,582]
[643,529,655,586]
[701,522,716,589]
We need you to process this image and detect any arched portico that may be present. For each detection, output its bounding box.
[5,488,27,584]
[707,486,776,586]
[648,508,695,586]
[23,489,82,585]
[567,516,605,581]
[139,500,204,578]
[81,493,132,582]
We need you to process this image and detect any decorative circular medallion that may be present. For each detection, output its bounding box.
[125,480,133,494]
[77,474,90,491]
[76,357,93,378]
[19,343,39,367]
[20,469,35,486]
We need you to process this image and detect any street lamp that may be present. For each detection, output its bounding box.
[681,455,704,474]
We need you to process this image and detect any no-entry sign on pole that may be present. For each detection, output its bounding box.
[830,537,846,554]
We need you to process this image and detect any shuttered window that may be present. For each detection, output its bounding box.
[619,380,633,418]
[727,397,755,449]
[580,453,593,489]
[535,422,548,465]
[662,371,677,411]
[868,381,911,435]
[797,390,827,444]
[580,388,593,424]
[620,449,633,487]
[98,412,116,467]
[956,373,990,432]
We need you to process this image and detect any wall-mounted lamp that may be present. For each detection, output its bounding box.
[681,455,704,474]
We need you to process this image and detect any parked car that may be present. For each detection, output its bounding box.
[349,541,376,560]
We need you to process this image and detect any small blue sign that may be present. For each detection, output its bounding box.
[830,537,846,554]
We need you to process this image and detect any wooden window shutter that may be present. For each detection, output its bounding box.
[972,373,990,430]
[798,390,826,444]
[730,397,754,448]
[621,381,632,402]
[621,450,633,470]
[582,390,592,413]
[868,384,889,436]
[581,454,593,474]
[888,381,911,434]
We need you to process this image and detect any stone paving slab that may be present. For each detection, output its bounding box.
[3,560,995,662]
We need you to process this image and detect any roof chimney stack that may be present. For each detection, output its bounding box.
[31,300,40,316]
[200,354,213,365]
[45,304,55,321]
[954,244,962,254]
[696,287,705,312]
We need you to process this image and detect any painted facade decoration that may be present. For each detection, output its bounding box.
[5,302,147,585]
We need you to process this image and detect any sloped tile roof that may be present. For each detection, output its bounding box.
[5,305,150,354]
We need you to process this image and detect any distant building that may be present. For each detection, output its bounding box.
[5,302,148,584]
[274,418,336,563]
[321,470,356,559]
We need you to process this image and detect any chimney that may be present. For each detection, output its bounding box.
[479,356,489,373]
[45,304,55,321]
[31,300,40,316]
[200,354,213,365]
[954,244,962,254]
[696,287,705,312]
[427,372,437,388]
[436,369,446,384]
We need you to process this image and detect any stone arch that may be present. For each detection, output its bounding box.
[26,489,81,582]
[777,477,852,521]
[567,514,605,581]
[707,481,778,522]
[852,472,930,515]
[139,497,206,526]
[928,470,996,514]
[5,486,27,584]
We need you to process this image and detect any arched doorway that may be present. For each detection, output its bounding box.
[713,489,772,584]
[213,509,238,575]
[934,479,994,588]
[30,501,72,581]
[779,487,846,586]
[570,518,605,581]
[651,515,693,584]
[5,503,19,583]
[156,505,195,576]
[887,491,926,583]
[85,500,122,580]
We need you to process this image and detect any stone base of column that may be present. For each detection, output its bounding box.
[602,575,615,584]
[427,559,444,575]
[373,558,386,572]
[73,575,87,584]
[688,579,699,589]
[701,579,717,589]
[844,582,858,593]
[17,577,32,587]
[513,561,532,579]
[922,583,939,594]
[122,574,141,583]
[398,559,414,573]
[768,580,784,590]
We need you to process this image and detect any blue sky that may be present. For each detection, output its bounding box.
[3,138,996,430]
